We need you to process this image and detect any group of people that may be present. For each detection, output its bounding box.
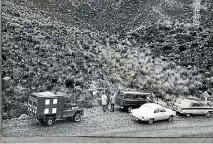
[101,91,116,112]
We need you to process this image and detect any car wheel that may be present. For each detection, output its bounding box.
[128,107,133,113]
[45,117,55,126]
[73,113,82,122]
[148,118,154,124]
[168,115,174,121]
[205,112,211,117]
[186,113,190,117]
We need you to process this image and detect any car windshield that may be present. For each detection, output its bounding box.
[139,105,153,112]
[178,99,194,107]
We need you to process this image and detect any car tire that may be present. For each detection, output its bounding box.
[73,113,82,122]
[205,112,211,117]
[45,117,55,126]
[168,115,174,121]
[128,107,133,113]
[186,113,190,117]
[148,118,154,124]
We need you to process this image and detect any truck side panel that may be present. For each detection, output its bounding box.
[37,99,45,117]
[56,97,65,118]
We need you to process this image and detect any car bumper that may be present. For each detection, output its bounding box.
[130,113,147,121]
[172,107,183,114]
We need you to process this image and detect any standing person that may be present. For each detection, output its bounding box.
[110,93,116,112]
[101,91,108,112]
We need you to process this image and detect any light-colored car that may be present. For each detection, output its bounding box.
[172,98,213,117]
[130,103,176,124]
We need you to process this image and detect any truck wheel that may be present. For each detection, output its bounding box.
[46,117,55,126]
[73,113,82,122]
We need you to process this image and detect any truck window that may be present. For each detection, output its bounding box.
[133,95,137,99]
[137,95,146,100]
[33,102,37,107]
[45,99,50,105]
[124,94,133,99]
[29,100,32,105]
[120,92,124,99]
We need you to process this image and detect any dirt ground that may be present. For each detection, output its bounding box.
[2,106,213,138]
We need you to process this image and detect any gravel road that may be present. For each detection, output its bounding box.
[2,106,213,138]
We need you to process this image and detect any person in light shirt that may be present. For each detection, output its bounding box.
[101,91,108,112]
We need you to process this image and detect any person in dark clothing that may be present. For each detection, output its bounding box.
[110,93,116,112]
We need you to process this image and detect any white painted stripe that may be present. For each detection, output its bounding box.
[45,99,50,105]
[53,99,58,104]
[52,108,57,114]
[44,108,49,114]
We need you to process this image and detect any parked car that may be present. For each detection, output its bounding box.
[130,103,176,124]
[172,98,213,117]
[28,91,84,126]
[115,90,153,112]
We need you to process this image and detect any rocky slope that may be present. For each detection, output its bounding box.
[2,0,122,119]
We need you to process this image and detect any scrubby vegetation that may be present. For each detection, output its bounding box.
[2,0,213,119]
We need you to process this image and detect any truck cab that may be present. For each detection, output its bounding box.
[28,91,84,126]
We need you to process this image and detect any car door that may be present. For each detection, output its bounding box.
[153,109,162,121]
[190,103,202,115]
[197,103,207,115]
[159,107,168,120]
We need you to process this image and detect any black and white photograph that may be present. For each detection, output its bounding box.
[1,0,213,142]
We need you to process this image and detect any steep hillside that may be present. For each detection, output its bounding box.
[2,0,213,120]
[2,0,122,119]
[24,0,213,33]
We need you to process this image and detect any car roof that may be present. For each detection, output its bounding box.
[142,103,162,109]
[121,90,151,95]
[31,91,69,98]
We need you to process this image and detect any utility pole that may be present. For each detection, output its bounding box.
[193,0,211,27]
[0,0,2,137]
[193,0,201,27]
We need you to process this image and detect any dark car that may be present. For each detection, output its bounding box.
[115,90,153,112]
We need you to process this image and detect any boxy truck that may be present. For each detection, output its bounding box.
[28,91,84,126]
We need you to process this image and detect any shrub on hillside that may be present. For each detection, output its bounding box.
[65,77,75,88]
